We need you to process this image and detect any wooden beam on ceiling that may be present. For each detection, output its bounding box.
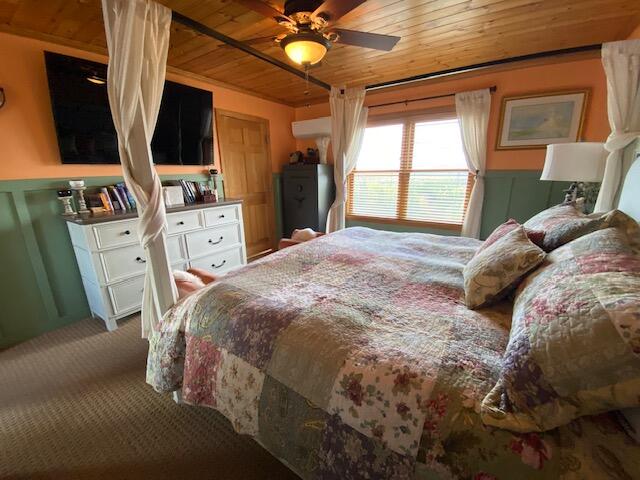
[171,11,332,92]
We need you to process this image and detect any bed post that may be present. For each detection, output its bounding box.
[128,110,177,322]
[101,0,178,340]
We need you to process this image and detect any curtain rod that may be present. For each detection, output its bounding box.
[365,44,601,92]
[368,85,497,109]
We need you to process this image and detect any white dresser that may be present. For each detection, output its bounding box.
[65,201,246,331]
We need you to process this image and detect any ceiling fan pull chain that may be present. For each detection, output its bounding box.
[304,64,310,97]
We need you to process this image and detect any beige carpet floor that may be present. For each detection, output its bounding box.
[0,316,298,480]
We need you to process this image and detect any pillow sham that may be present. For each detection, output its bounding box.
[481,221,640,433]
[523,203,635,252]
[463,226,546,309]
[478,218,545,253]
[523,202,597,251]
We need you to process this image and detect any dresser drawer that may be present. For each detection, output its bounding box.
[99,236,183,283]
[92,220,138,249]
[100,244,147,282]
[186,224,242,258]
[167,211,202,235]
[108,275,144,315]
[203,205,239,227]
[190,247,243,274]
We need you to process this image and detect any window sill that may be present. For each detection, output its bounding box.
[346,215,463,231]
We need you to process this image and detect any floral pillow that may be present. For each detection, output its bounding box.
[463,226,546,309]
[523,203,629,252]
[481,220,640,433]
[478,219,545,253]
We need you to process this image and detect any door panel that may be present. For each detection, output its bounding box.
[216,110,276,259]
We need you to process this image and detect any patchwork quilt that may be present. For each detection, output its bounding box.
[147,227,640,479]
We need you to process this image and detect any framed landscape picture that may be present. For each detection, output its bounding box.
[496,90,589,150]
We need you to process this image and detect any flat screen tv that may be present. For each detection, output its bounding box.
[44,51,213,165]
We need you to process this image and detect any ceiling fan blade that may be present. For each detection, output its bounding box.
[234,0,293,24]
[331,28,400,51]
[311,0,366,24]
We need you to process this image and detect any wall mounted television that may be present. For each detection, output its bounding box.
[44,51,213,165]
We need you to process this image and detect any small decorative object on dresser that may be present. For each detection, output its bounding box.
[162,185,185,207]
[64,200,246,331]
[206,168,220,202]
[57,189,76,215]
[496,90,589,149]
[69,179,89,213]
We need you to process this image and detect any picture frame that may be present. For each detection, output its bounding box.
[496,89,589,150]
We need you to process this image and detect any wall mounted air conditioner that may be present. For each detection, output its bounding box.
[291,117,332,139]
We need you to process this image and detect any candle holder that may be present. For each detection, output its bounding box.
[57,189,77,215]
[69,179,89,213]
[208,168,220,202]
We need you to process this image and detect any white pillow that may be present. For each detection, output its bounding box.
[291,228,318,242]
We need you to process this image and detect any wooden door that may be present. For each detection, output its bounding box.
[216,110,276,259]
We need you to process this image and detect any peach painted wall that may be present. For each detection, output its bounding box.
[0,32,296,180]
[294,57,609,171]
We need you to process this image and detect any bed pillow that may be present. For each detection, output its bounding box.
[463,226,546,309]
[523,203,631,251]
[481,221,640,433]
[478,218,545,253]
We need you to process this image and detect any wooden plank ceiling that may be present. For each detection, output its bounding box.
[1,0,638,106]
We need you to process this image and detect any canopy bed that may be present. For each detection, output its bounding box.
[145,150,640,479]
[98,0,640,478]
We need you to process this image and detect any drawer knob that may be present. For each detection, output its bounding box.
[135,256,146,263]
[219,214,225,219]
[124,230,131,235]
[212,260,226,269]
[177,221,185,225]
[208,236,223,245]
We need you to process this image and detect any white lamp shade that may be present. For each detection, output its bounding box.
[541,143,606,182]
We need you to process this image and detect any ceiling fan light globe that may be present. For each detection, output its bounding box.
[281,33,330,65]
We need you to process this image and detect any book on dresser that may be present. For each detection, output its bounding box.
[64,200,247,331]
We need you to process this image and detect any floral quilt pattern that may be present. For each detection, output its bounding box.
[147,227,640,479]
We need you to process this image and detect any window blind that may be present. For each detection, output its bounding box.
[347,116,471,228]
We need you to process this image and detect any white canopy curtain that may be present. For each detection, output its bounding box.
[594,39,640,212]
[327,86,368,232]
[455,88,491,239]
[102,0,177,338]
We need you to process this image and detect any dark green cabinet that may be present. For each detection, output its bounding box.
[281,164,334,237]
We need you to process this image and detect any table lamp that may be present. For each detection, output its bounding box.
[541,142,606,203]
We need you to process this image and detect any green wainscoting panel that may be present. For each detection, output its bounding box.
[0,174,209,350]
[480,171,569,239]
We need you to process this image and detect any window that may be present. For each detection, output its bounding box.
[347,114,471,228]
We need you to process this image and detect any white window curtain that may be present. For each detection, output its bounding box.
[455,88,491,239]
[102,0,177,338]
[327,86,368,232]
[594,39,640,212]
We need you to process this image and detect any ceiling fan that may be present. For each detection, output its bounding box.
[234,0,401,66]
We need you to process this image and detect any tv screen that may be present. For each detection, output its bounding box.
[44,51,213,165]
